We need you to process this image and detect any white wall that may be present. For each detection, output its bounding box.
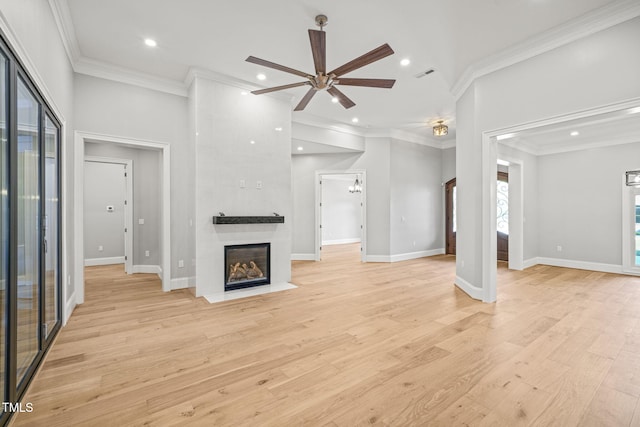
[442,147,456,183]
[0,1,75,308]
[390,140,444,256]
[538,142,640,266]
[74,74,191,281]
[83,161,125,261]
[321,176,362,245]
[455,17,640,294]
[191,75,292,296]
[84,142,161,266]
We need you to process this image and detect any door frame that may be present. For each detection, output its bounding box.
[84,156,133,274]
[74,131,171,304]
[480,98,640,303]
[445,177,456,255]
[315,170,367,262]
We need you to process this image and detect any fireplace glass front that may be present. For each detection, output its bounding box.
[224,243,270,291]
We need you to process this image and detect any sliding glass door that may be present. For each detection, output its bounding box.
[0,34,62,424]
[0,49,7,408]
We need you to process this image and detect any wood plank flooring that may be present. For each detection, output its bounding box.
[10,244,640,426]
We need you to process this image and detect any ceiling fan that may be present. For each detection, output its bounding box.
[246,14,396,111]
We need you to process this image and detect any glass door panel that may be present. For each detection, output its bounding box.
[635,195,640,266]
[43,115,59,339]
[0,52,7,403]
[16,77,40,385]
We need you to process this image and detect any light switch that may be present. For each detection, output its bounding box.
[240,179,246,188]
[138,218,145,225]
[256,180,263,189]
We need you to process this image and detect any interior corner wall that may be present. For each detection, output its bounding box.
[0,1,75,301]
[389,140,444,255]
[192,76,292,296]
[73,74,191,283]
[455,17,640,294]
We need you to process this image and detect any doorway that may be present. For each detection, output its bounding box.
[445,172,509,261]
[73,132,171,304]
[315,170,367,262]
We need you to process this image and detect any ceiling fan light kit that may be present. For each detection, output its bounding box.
[246,15,396,111]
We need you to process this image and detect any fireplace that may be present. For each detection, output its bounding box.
[224,243,271,291]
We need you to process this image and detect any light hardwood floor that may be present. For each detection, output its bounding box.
[11,244,640,426]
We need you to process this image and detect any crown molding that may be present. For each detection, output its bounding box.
[185,67,294,104]
[292,112,366,138]
[48,0,80,64]
[451,0,640,99]
[75,57,188,97]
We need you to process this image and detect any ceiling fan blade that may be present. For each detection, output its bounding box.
[308,29,326,75]
[294,88,317,111]
[246,56,310,79]
[336,78,395,88]
[327,87,356,109]
[329,43,394,77]
[251,81,310,95]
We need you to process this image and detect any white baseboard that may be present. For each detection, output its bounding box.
[84,256,124,266]
[367,248,445,263]
[65,291,76,326]
[454,276,483,301]
[390,248,445,262]
[170,277,190,290]
[322,238,361,246]
[291,253,315,261]
[131,265,162,275]
[523,258,539,269]
[536,257,622,274]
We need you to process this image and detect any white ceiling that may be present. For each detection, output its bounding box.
[59,0,633,141]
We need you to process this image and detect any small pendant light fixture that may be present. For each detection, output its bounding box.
[433,120,448,137]
[348,176,362,193]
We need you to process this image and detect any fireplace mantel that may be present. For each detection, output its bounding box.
[212,215,285,225]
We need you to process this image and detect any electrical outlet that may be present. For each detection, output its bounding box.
[178,260,184,268]
[98,245,103,252]
[138,218,145,225]
[556,245,562,252]
[240,179,246,188]
[145,250,150,257]
[256,180,263,189]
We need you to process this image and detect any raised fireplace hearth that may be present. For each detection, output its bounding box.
[224,243,271,291]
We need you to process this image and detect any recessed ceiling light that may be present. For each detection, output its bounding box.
[400,58,411,66]
[297,146,304,151]
[144,38,157,47]
[275,127,283,132]
[250,140,256,144]
[241,91,248,95]
[331,97,339,104]
[257,73,266,81]
[352,117,359,123]
[570,131,579,136]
